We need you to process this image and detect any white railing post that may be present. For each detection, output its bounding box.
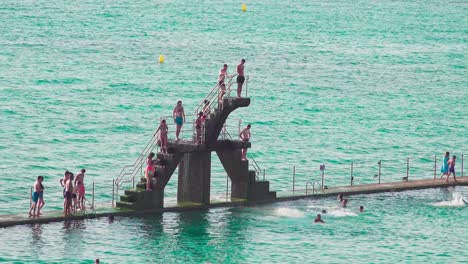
[350,162,354,186]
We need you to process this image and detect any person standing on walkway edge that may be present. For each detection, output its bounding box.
[75,169,86,210]
[239,124,251,160]
[236,59,246,97]
[29,176,44,217]
[173,100,185,141]
[440,152,449,180]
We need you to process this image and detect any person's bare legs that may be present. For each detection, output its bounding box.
[161,135,168,153]
[146,173,152,191]
[446,172,453,182]
[237,83,242,98]
[176,125,181,140]
[29,202,37,217]
[37,198,44,215]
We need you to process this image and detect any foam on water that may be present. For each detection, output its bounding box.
[432,192,467,207]
[307,204,358,217]
[326,209,358,217]
[274,207,306,218]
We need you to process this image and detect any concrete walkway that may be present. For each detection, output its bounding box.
[1,177,467,228]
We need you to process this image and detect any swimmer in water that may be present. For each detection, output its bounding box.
[321,210,327,214]
[337,194,344,202]
[314,214,325,223]
[359,206,364,212]
[342,199,348,208]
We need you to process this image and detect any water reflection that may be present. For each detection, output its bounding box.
[30,223,43,244]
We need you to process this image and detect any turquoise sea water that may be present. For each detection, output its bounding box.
[0,0,467,262]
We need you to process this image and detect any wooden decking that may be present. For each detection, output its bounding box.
[0,176,467,228]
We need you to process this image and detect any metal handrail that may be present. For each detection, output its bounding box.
[115,128,161,201]
[306,181,323,195]
[194,74,236,115]
[250,157,262,181]
[194,74,249,117]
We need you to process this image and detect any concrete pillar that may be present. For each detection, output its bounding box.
[216,149,251,199]
[177,152,211,204]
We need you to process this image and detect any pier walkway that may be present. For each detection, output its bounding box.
[1,176,467,228]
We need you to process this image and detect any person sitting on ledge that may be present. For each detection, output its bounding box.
[314,214,325,223]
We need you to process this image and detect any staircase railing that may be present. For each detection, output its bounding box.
[114,128,161,202]
[250,156,262,181]
[194,74,250,116]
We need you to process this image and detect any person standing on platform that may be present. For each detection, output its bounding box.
[159,119,168,153]
[236,59,246,97]
[173,101,185,141]
[218,64,228,86]
[29,176,44,217]
[239,124,251,160]
[75,169,86,209]
[446,156,457,182]
[145,152,156,190]
[218,83,226,109]
[195,112,204,144]
[440,152,450,180]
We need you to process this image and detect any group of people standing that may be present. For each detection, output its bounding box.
[59,169,87,216]
[440,152,457,182]
[29,169,87,217]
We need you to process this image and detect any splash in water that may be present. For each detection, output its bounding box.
[432,192,467,207]
[274,207,305,218]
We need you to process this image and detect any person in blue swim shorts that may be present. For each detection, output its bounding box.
[29,176,44,217]
[173,100,186,141]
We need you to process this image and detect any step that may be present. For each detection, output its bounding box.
[116,201,136,209]
[124,190,138,196]
[136,182,147,190]
[253,181,270,194]
[156,153,175,161]
[120,194,137,203]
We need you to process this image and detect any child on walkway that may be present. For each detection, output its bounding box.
[446,156,457,182]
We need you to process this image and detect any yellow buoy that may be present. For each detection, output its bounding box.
[241,3,247,12]
[158,55,165,64]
